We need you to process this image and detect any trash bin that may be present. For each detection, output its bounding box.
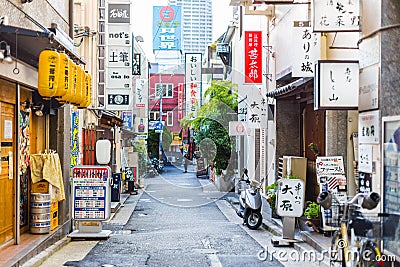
[111,173,122,202]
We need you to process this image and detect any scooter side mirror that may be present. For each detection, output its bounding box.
[362,192,380,210]
[243,168,248,176]
[317,191,333,209]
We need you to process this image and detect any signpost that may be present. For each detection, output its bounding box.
[272,178,305,246]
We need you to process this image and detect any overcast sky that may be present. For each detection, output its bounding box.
[132,0,233,61]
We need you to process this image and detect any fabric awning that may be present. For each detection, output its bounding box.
[266,77,313,98]
[0,24,85,68]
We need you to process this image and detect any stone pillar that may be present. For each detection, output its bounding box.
[325,110,348,171]
[380,0,400,117]
[275,99,300,177]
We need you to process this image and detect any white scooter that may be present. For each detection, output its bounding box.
[236,169,263,230]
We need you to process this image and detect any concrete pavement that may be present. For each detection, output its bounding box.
[30,166,332,266]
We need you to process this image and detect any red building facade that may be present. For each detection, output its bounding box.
[149,70,186,163]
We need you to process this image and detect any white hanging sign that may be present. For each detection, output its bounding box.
[106,68,131,89]
[185,53,202,116]
[107,46,131,68]
[358,144,373,173]
[106,89,132,111]
[135,79,147,109]
[315,60,359,110]
[241,86,268,129]
[358,110,380,144]
[292,21,320,78]
[313,0,360,32]
[229,121,250,136]
[359,66,379,111]
[107,25,130,46]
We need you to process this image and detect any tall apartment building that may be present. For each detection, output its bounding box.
[168,0,213,55]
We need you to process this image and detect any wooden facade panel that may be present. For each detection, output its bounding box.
[0,80,16,104]
[0,101,15,244]
[303,103,325,200]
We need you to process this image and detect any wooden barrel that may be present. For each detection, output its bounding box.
[30,193,51,234]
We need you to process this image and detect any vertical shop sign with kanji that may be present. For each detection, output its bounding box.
[241,86,268,128]
[276,179,304,217]
[105,1,132,111]
[313,0,360,32]
[315,60,359,110]
[358,144,373,173]
[135,79,146,108]
[178,83,184,120]
[185,53,202,116]
[71,111,79,170]
[132,53,141,75]
[358,110,380,144]
[292,21,320,77]
[108,46,131,68]
[244,31,262,84]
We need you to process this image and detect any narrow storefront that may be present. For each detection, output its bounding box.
[0,24,86,248]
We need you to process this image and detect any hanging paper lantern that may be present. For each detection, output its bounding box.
[70,62,78,104]
[80,72,91,108]
[55,52,69,101]
[79,66,86,106]
[38,50,60,98]
[79,70,87,108]
[61,58,74,103]
[75,65,84,106]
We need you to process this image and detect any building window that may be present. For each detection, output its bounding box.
[155,83,173,98]
[149,111,160,121]
[167,111,173,126]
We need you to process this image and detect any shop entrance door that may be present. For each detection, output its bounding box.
[0,101,15,244]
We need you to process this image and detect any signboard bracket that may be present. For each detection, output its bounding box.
[271,217,302,247]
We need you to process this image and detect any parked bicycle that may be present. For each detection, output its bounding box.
[317,191,384,267]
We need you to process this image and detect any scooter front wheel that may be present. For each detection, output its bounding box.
[244,210,263,230]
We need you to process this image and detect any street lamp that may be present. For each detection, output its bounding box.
[0,41,13,64]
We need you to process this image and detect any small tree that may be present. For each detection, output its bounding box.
[147,127,172,160]
[181,80,238,174]
[133,139,148,178]
[147,129,159,159]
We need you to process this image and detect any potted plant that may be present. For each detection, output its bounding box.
[265,181,278,218]
[299,201,321,231]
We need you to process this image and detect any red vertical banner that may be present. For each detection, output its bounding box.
[178,83,184,120]
[244,31,262,84]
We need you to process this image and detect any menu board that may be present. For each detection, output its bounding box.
[316,156,347,231]
[316,156,347,191]
[72,166,111,221]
